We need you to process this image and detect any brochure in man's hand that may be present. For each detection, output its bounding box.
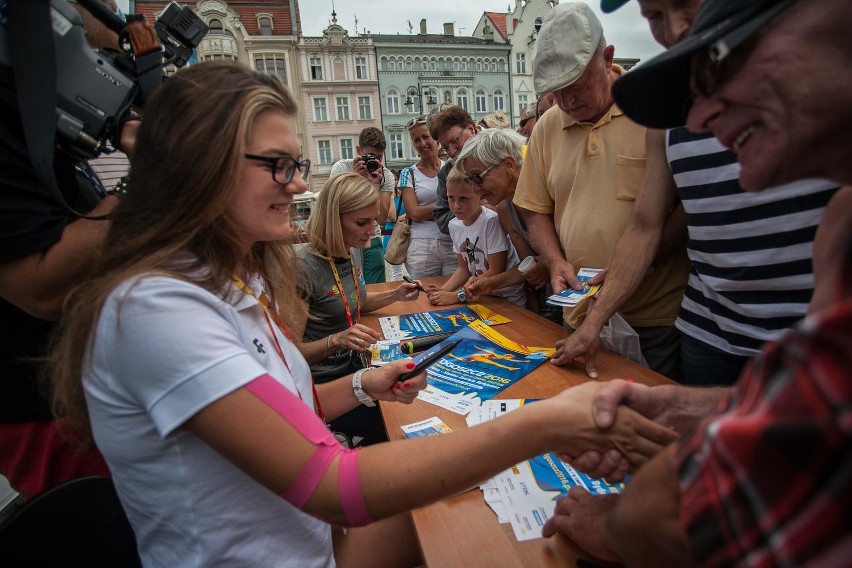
[546,267,603,306]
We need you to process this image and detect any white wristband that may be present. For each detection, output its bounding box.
[352,368,376,407]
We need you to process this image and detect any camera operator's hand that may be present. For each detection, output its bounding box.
[119,116,142,157]
[353,154,384,186]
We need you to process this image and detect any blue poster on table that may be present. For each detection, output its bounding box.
[412,320,554,413]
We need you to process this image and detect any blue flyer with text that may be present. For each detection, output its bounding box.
[413,320,554,414]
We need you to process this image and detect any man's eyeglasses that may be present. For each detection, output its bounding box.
[518,116,534,129]
[690,0,797,98]
[244,154,311,184]
[406,115,428,129]
[463,163,496,185]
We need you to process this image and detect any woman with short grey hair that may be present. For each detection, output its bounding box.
[455,128,560,321]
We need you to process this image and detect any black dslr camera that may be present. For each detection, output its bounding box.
[6,0,208,160]
[360,153,380,172]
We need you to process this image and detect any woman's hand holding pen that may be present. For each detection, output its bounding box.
[396,276,423,301]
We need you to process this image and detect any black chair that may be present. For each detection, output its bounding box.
[0,476,141,567]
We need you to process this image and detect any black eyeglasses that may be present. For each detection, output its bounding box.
[244,154,310,184]
[406,115,428,129]
[463,164,496,185]
[690,0,797,98]
[518,117,534,128]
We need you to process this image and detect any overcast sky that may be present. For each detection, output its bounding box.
[299,0,664,64]
[116,1,663,64]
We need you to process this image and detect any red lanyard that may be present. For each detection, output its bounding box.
[232,276,326,421]
[328,258,361,327]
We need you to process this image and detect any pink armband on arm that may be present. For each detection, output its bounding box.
[244,375,374,526]
[338,449,374,526]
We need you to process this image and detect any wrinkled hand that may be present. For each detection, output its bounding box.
[332,323,382,353]
[541,488,620,564]
[548,381,677,470]
[550,323,602,377]
[463,275,493,302]
[361,359,427,404]
[549,259,581,293]
[564,380,677,481]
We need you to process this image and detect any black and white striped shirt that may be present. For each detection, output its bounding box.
[667,128,838,355]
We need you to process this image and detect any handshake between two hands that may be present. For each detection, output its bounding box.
[550,379,679,482]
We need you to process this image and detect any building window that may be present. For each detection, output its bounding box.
[475,89,487,113]
[388,59,396,71]
[493,90,505,111]
[516,53,526,74]
[358,96,372,119]
[258,16,272,36]
[386,89,400,114]
[456,88,469,111]
[310,57,323,80]
[355,56,368,79]
[209,19,223,34]
[254,55,287,83]
[317,140,332,164]
[340,139,354,160]
[517,94,528,117]
[336,96,350,120]
[313,97,328,122]
[475,59,482,71]
[389,133,404,160]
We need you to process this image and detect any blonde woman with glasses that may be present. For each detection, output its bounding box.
[397,115,456,278]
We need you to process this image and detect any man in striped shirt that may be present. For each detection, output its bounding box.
[544,0,852,565]
[551,0,838,386]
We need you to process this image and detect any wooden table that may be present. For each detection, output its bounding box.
[363,278,673,567]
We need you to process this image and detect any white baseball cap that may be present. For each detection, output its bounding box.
[533,3,604,96]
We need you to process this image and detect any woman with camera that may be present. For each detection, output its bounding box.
[49,62,675,567]
[398,115,457,278]
[292,172,421,445]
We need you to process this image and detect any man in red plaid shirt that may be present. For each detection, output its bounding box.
[541,0,852,565]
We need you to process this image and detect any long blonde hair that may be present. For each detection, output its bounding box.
[50,62,303,438]
[306,173,379,259]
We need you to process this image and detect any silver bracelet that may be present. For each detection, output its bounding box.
[352,368,376,407]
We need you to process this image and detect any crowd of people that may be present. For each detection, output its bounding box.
[1,0,849,566]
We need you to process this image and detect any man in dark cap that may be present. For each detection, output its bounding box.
[543,1,852,565]
[554,0,837,387]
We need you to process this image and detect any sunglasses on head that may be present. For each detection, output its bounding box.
[518,117,534,128]
[406,115,428,129]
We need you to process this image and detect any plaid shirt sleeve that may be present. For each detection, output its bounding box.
[676,260,852,567]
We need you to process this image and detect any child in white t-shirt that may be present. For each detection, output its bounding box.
[425,168,526,306]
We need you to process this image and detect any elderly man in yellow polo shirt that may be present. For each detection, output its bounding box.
[512,2,690,380]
